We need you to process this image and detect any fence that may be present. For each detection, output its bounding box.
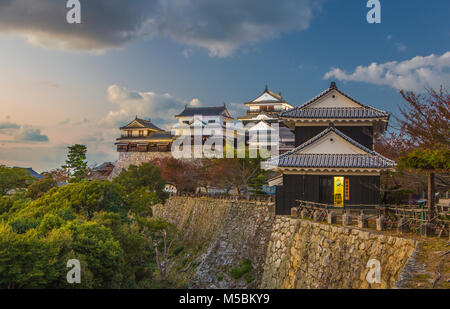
[291,200,450,237]
[169,191,275,203]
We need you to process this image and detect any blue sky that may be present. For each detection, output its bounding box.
[0,0,449,172]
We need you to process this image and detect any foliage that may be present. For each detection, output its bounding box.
[376,87,450,203]
[26,174,57,199]
[0,166,34,196]
[0,172,175,288]
[398,148,450,172]
[248,174,267,195]
[114,163,167,201]
[62,144,88,183]
[229,259,252,280]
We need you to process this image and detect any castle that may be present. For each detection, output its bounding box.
[115,82,396,213]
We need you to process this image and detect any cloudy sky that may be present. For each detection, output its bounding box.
[0,0,449,172]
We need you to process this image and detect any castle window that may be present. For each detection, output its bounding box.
[139,130,144,137]
[127,131,132,137]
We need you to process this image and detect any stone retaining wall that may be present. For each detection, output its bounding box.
[260,217,419,289]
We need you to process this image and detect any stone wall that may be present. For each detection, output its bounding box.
[152,196,276,288]
[260,217,419,289]
[153,197,419,289]
[109,152,172,179]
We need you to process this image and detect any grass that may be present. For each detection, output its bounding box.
[229,259,252,280]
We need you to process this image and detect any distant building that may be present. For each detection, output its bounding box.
[267,82,396,214]
[115,117,173,153]
[173,104,234,138]
[88,162,115,181]
[237,85,295,153]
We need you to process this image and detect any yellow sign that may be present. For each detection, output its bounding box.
[334,177,344,207]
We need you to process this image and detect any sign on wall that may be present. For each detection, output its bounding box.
[345,178,350,201]
[334,177,344,207]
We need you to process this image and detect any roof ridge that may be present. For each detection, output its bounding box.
[283,85,389,117]
[267,125,395,165]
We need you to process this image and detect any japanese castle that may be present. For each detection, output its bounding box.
[238,85,295,153]
[267,82,396,214]
[114,82,396,214]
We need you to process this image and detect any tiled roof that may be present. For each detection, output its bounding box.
[245,85,286,104]
[175,106,232,118]
[266,125,396,169]
[120,118,163,131]
[116,131,173,142]
[281,107,389,119]
[280,82,389,119]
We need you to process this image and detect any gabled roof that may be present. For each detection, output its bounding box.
[266,124,396,170]
[246,85,289,105]
[175,105,232,119]
[120,117,163,131]
[280,82,389,120]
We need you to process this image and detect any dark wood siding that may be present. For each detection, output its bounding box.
[275,174,381,214]
[295,126,374,149]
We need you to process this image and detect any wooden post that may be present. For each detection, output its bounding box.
[342,213,350,226]
[301,209,309,219]
[358,211,368,228]
[313,210,321,222]
[428,172,436,222]
[397,218,409,234]
[328,211,336,225]
[376,216,386,231]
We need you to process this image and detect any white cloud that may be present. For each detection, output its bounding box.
[324,52,450,92]
[101,85,201,129]
[0,0,321,57]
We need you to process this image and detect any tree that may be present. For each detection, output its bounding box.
[26,174,57,199]
[0,166,34,196]
[151,157,203,193]
[113,163,167,202]
[378,87,449,214]
[63,144,88,183]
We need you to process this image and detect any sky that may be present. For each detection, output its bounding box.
[0,0,449,172]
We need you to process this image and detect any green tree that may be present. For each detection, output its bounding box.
[114,163,167,201]
[63,144,88,183]
[0,166,34,196]
[26,174,57,199]
[398,147,450,218]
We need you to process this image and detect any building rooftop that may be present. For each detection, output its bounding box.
[266,124,396,170]
[175,105,232,118]
[120,117,163,131]
[280,82,390,120]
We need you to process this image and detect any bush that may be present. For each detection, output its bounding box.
[229,259,252,279]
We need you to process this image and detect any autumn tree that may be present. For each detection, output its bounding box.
[378,87,449,214]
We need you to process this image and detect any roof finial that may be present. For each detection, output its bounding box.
[330,81,337,89]
[135,115,138,120]
[279,92,282,98]
[265,84,268,92]
[329,122,335,129]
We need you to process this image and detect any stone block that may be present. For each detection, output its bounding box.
[376,216,386,231]
[291,207,299,218]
